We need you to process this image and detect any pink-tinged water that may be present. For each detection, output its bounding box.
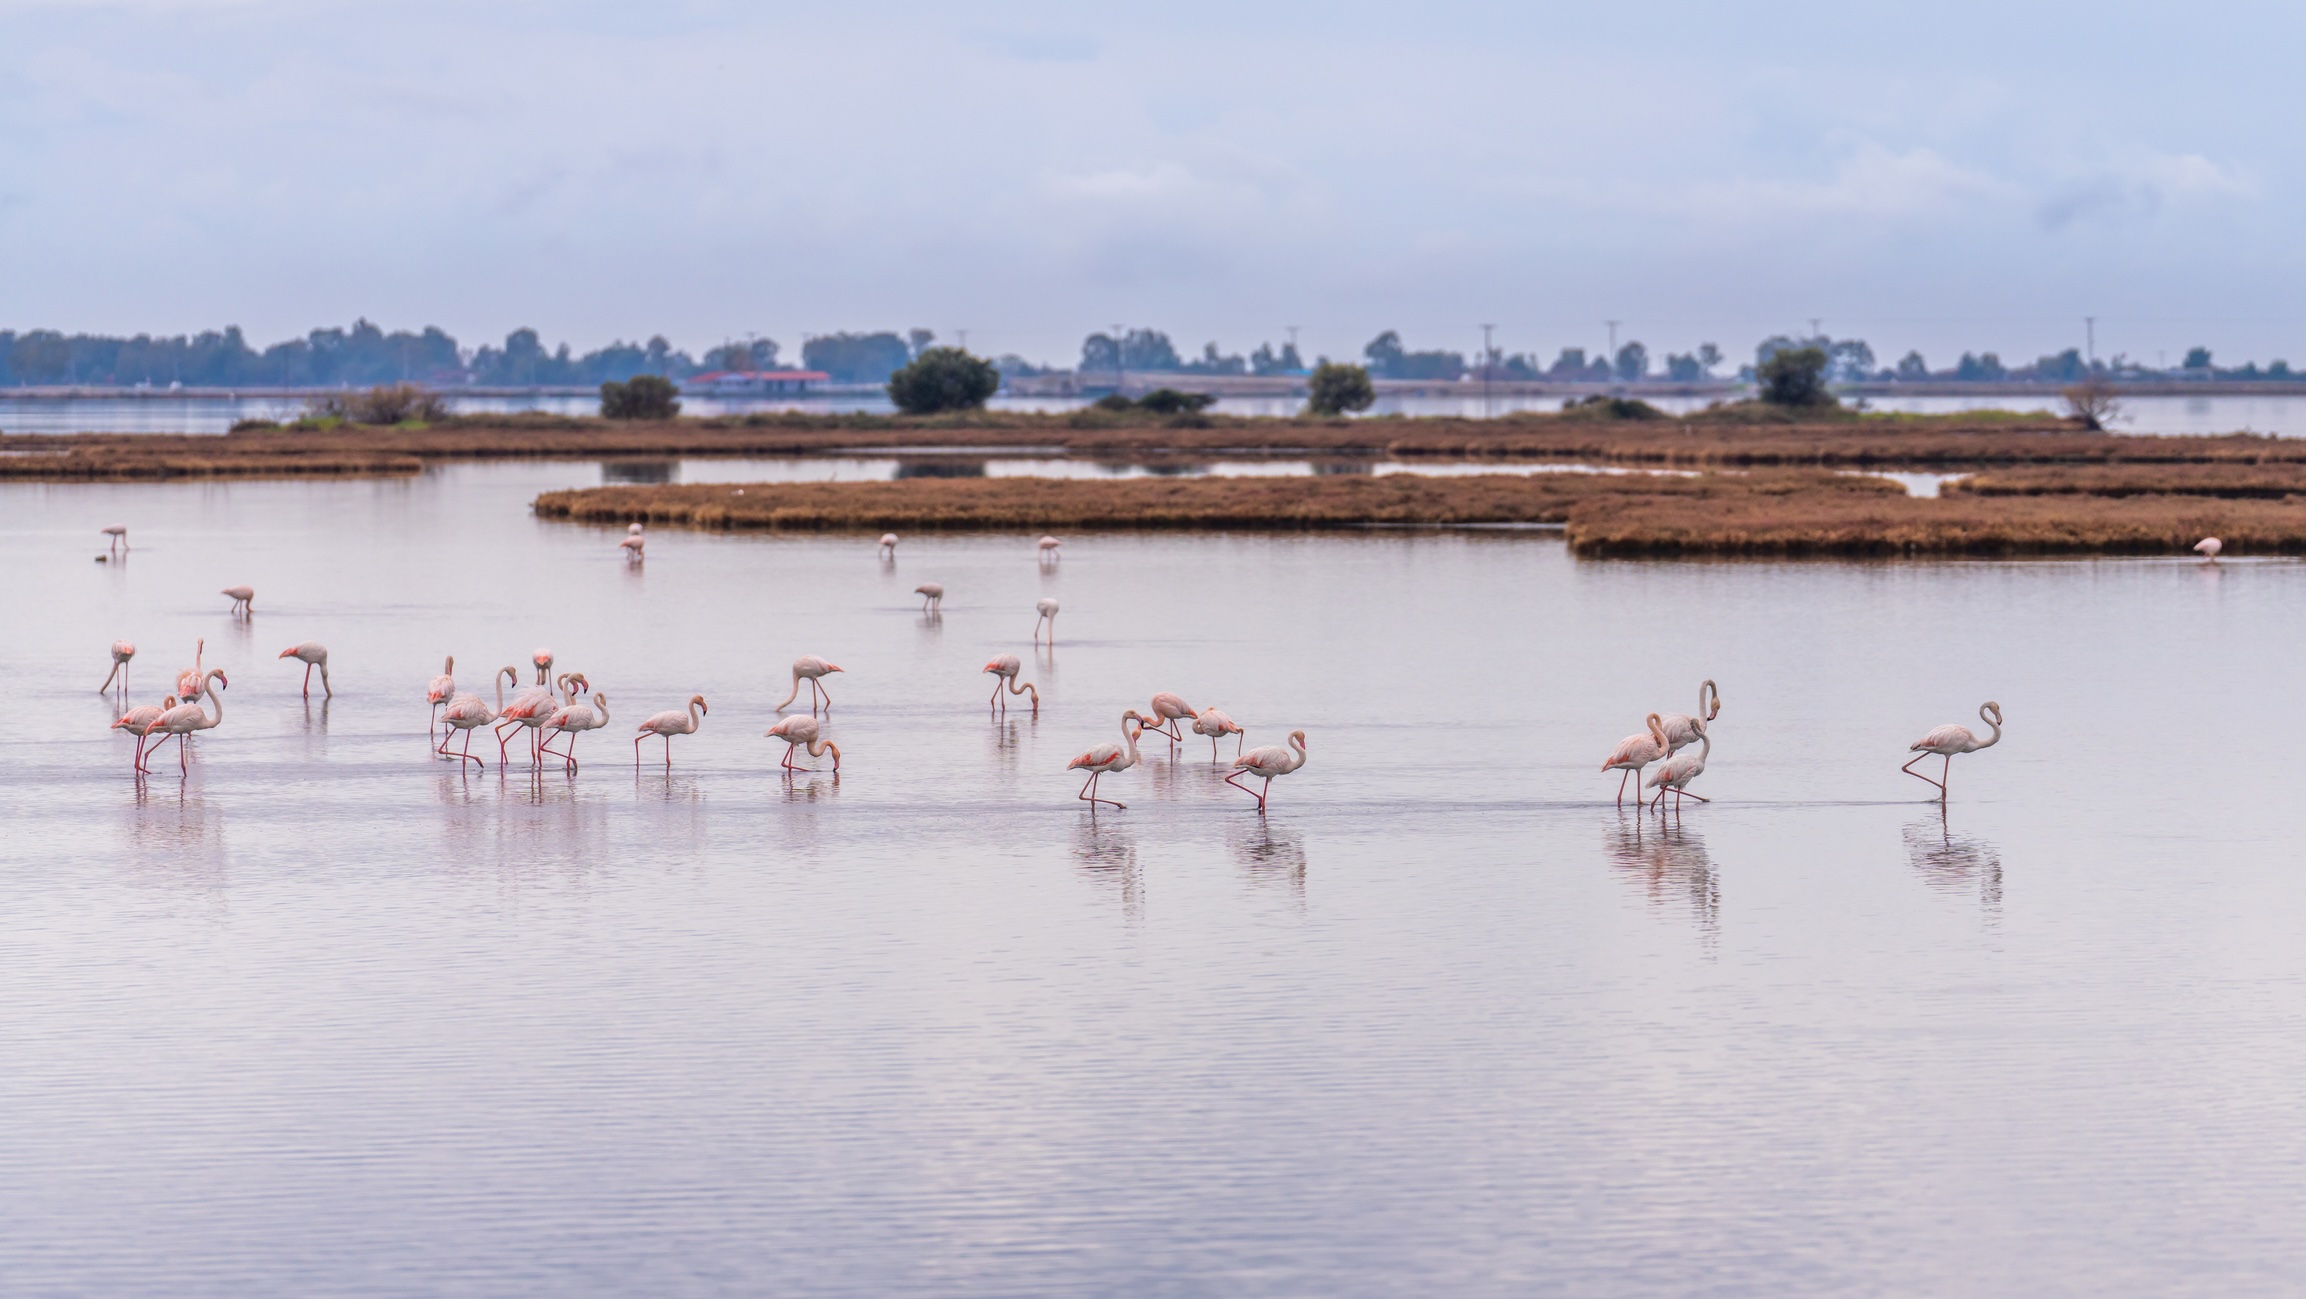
[1,462,2301,1296]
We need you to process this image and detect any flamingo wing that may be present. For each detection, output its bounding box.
[1911,724,1977,753]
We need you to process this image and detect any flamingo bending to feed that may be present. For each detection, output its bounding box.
[879,532,898,558]
[222,585,254,616]
[1192,706,1245,760]
[1144,692,1197,746]
[1603,713,1670,807]
[141,671,227,775]
[101,525,128,552]
[531,649,555,686]
[1033,598,1059,645]
[2195,536,2223,561]
[176,638,207,702]
[101,640,135,695]
[620,527,645,561]
[1659,679,1720,753]
[540,691,610,772]
[916,583,944,611]
[778,656,843,713]
[496,672,583,765]
[983,654,1039,714]
[764,714,841,772]
[1903,701,2003,801]
[1228,731,1308,813]
[635,695,707,768]
[1067,710,1148,809]
[1645,717,1710,811]
[437,668,517,769]
[427,656,456,733]
[279,642,331,697]
[1037,535,1061,561]
[114,695,178,769]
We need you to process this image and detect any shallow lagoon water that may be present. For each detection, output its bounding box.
[4,462,2304,1295]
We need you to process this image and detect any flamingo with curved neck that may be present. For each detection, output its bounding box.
[437,667,515,769]
[1602,713,1671,807]
[1660,679,1720,753]
[1067,710,1147,809]
[1646,717,1711,811]
[779,657,843,713]
[983,655,1038,714]
[1227,731,1308,813]
[765,714,841,772]
[635,695,708,768]
[1903,701,2003,800]
[141,670,227,775]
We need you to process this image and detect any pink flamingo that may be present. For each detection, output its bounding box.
[540,691,610,772]
[1067,710,1148,809]
[1603,713,1670,807]
[1228,731,1308,813]
[175,638,207,702]
[114,694,178,769]
[531,648,555,687]
[1192,706,1245,760]
[496,672,583,765]
[879,532,898,558]
[1037,535,1061,562]
[1903,701,2002,801]
[437,667,516,769]
[1033,598,1059,645]
[2195,537,2222,561]
[916,583,944,611]
[1659,679,1720,753]
[279,642,331,697]
[764,714,841,772]
[222,585,254,616]
[635,695,707,768]
[1645,717,1710,811]
[984,654,1039,714]
[101,525,129,553]
[100,640,135,696]
[141,670,228,775]
[620,524,645,561]
[779,656,843,713]
[1143,692,1197,747]
[426,656,456,733]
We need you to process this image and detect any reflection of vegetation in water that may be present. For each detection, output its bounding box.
[1311,459,1375,476]
[1132,460,1210,478]
[601,459,676,485]
[892,458,988,480]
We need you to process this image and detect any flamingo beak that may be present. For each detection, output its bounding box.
[278,648,294,658]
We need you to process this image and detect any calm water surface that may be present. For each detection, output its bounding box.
[3,463,2302,1295]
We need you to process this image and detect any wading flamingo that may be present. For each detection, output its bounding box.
[779,656,843,713]
[101,525,128,552]
[1603,713,1670,807]
[437,668,516,770]
[101,640,135,696]
[620,525,645,561]
[1192,706,1245,761]
[495,672,579,765]
[1033,598,1059,645]
[532,649,555,687]
[176,638,207,702]
[879,532,898,558]
[1067,710,1148,809]
[222,585,254,616]
[1037,535,1061,562]
[540,691,610,772]
[1646,717,1710,811]
[1660,679,1721,753]
[2196,537,2223,561]
[983,654,1039,714]
[1903,701,2003,801]
[114,695,178,769]
[141,670,227,775]
[1227,731,1308,814]
[764,714,841,772]
[279,642,331,697]
[635,695,707,768]
[916,583,944,611]
[1143,692,1198,747]
[426,656,456,733]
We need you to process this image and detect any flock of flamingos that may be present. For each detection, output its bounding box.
[91,523,2009,808]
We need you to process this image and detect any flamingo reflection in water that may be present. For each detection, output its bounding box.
[1904,812,2004,916]
[1605,814,1720,939]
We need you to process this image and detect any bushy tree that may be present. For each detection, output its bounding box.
[803,332,913,383]
[1614,341,1649,382]
[1363,330,1465,380]
[1895,350,1930,380]
[1306,362,1375,416]
[887,347,1000,414]
[601,374,682,420]
[1756,347,1833,406]
[1134,387,1218,414]
[2063,379,2121,431]
[2183,346,2213,371]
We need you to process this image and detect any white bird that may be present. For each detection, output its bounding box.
[1033,598,1059,645]
[278,641,331,698]
[141,670,228,775]
[983,654,1038,713]
[101,639,136,696]
[100,524,129,552]
[1067,710,1147,808]
[1227,730,1309,813]
[1903,701,2003,801]
[438,667,517,769]
[540,690,610,772]
[222,585,254,616]
[1191,706,1245,760]
[1037,535,1062,561]
[531,648,555,687]
[779,656,843,713]
[916,582,944,611]
[1602,713,1670,807]
[879,532,899,558]
[175,638,207,702]
[426,656,456,733]
[620,529,645,560]
[634,694,707,768]
[113,694,178,769]
[1659,678,1720,753]
[1143,692,1198,747]
[2195,536,2223,561]
[765,714,841,772]
[1645,717,1710,811]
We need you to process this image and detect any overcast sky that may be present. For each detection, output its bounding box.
[4,0,2302,368]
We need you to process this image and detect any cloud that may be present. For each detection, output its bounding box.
[2035,152,2253,230]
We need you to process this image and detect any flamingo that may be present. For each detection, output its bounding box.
[176,638,207,702]
[983,654,1039,714]
[1192,706,1245,761]
[1037,535,1062,562]
[764,714,841,772]
[1143,692,1198,747]
[1603,713,1671,807]
[427,656,456,733]
[540,691,610,772]
[2196,536,2223,561]
[620,527,645,561]
[532,648,555,687]
[113,695,178,769]
[1645,717,1710,811]
[222,585,254,616]
[141,670,227,775]
[496,671,584,766]
[279,642,331,697]
[101,525,128,552]
[778,656,843,713]
[1660,679,1721,753]
[1033,598,1059,645]
[101,640,135,696]
[1067,710,1148,808]
[437,667,517,769]
[879,532,899,558]
[916,583,944,611]
[1227,731,1309,813]
[635,695,707,768]
[1903,701,2003,801]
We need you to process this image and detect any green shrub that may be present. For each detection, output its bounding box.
[1134,388,1218,415]
[887,347,1000,415]
[304,382,450,425]
[1560,395,1669,421]
[601,374,682,420]
[1305,362,1376,416]
[1757,347,1834,407]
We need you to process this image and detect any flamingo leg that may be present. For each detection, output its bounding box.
[1901,752,1946,794]
[1077,770,1125,808]
[1224,769,1263,807]
[664,734,674,770]
[301,663,314,697]
[1942,754,1952,801]
[1615,769,1629,805]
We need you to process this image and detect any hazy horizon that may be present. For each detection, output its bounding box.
[4,0,2301,370]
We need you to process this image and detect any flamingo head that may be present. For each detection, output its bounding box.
[277,646,297,659]
[1983,700,2003,723]
[211,671,229,690]
[824,663,844,675]
[534,649,554,668]
[691,695,708,713]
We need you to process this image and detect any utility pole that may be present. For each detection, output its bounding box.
[1808,318,1823,340]
[957,329,969,353]
[1286,325,1299,363]
[1480,323,1496,417]
[1112,323,1126,395]
[1606,320,1620,361]
[2084,317,2094,365]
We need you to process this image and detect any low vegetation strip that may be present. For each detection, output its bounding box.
[1942,464,2306,499]
[1564,492,2306,556]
